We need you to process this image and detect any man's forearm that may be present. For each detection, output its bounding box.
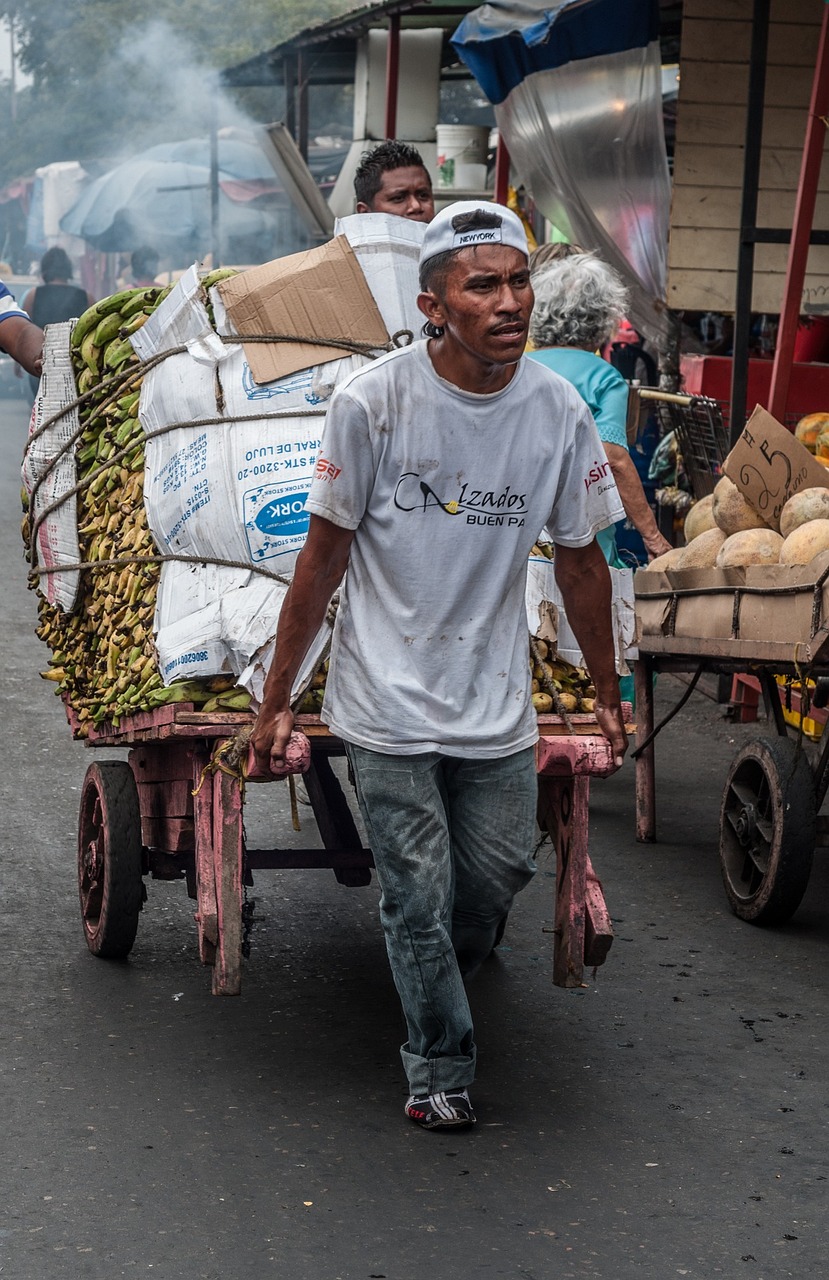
[553,540,620,701]
[258,516,353,715]
[0,316,44,377]
[259,574,334,713]
[554,538,627,766]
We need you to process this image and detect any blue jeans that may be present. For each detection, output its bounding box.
[345,743,538,1095]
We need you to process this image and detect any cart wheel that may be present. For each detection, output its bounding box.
[77,761,143,958]
[719,737,815,925]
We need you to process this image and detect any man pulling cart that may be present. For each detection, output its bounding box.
[252,200,628,1131]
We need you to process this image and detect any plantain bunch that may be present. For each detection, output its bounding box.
[529,637,597,715]
[295,659,329,715]
[31,271,249,737]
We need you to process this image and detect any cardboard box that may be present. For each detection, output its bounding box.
[633,552,829,660]
[217,234,390,385]
[723,404,829,532]
[134,220,425,695]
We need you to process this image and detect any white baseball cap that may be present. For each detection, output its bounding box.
[419,200,529,269]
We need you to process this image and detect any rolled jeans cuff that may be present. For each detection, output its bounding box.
[401,1043,477,1096]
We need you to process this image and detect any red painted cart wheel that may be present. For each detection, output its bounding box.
[77,761,143,958]
[719,737,815,925]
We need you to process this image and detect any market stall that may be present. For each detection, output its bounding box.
[633,405,829,922]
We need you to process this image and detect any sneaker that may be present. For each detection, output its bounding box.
[405,1089,476,1130]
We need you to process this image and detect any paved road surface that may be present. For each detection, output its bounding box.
[1,390,827,1279]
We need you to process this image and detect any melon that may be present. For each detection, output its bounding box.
[676,525,727,569]
[779,487,829,538]
[683,493,716,543]
[645,546,685,572]
[712,475,769,535]
[715,528,783,568]
[779,519,829,566]
[817,429,829,461]
[794,412,829,455]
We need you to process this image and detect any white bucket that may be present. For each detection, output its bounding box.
[436,124,490,188]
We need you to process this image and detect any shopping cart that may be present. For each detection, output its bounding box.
[635,389,729,500]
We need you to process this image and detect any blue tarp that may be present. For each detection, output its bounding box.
[451,0,660,106]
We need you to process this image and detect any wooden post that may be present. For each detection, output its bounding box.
[284,55,296,141]
[537,775,590,987]
[729,0,770,444]
[297,49,309,161]
[769,4,829,422]
[494,133,510,204]
[211,769,244,996]
[634,658,657,842]
[384,13,400,139]
[192,746,218,967]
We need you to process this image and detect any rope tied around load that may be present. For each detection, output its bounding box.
[24,326,415,573]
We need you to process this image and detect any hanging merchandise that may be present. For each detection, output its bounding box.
[451,0,671,346]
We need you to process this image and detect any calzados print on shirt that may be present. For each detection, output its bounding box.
[393,472,528,528]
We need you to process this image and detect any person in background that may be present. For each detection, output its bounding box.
[603,316,658,386]
[354,140,435,224]
[130,246,160,287]
[0,281,44,379]
[530,243,659,384]
[528,252,671,564]
[21,247,94,395]
[251,201,627,1131]
[527,240,583,273]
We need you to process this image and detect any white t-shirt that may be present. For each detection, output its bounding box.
[304,340,624,757]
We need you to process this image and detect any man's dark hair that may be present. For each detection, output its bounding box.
[419,249,455,298]
[354,140,430,207]
[41,246,73,283]
[451,210,502,234]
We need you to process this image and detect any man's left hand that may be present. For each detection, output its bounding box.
[593,700,628,772]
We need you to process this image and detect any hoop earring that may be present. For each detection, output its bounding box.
[422,320,444,339]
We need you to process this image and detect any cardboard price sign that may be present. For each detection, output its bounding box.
[723,405,829,531]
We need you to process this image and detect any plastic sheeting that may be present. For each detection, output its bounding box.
[452,0,671,347]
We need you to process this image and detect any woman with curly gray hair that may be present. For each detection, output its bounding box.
[528,253,670,563]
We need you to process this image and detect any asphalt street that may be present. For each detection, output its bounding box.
[1,387,828,1280]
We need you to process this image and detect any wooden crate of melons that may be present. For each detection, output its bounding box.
[634,406,829,664]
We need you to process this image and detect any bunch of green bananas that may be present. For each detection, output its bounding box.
[31,271,248,737]
[295,660,328,714]
[529,637,597,715]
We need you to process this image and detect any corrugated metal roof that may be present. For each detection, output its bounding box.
[220,0,683,88]
[220,0,486,87]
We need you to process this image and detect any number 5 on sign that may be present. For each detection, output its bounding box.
[724,405,829,532]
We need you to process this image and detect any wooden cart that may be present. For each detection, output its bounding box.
[74,704,624,994]
[634,633,829,927]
